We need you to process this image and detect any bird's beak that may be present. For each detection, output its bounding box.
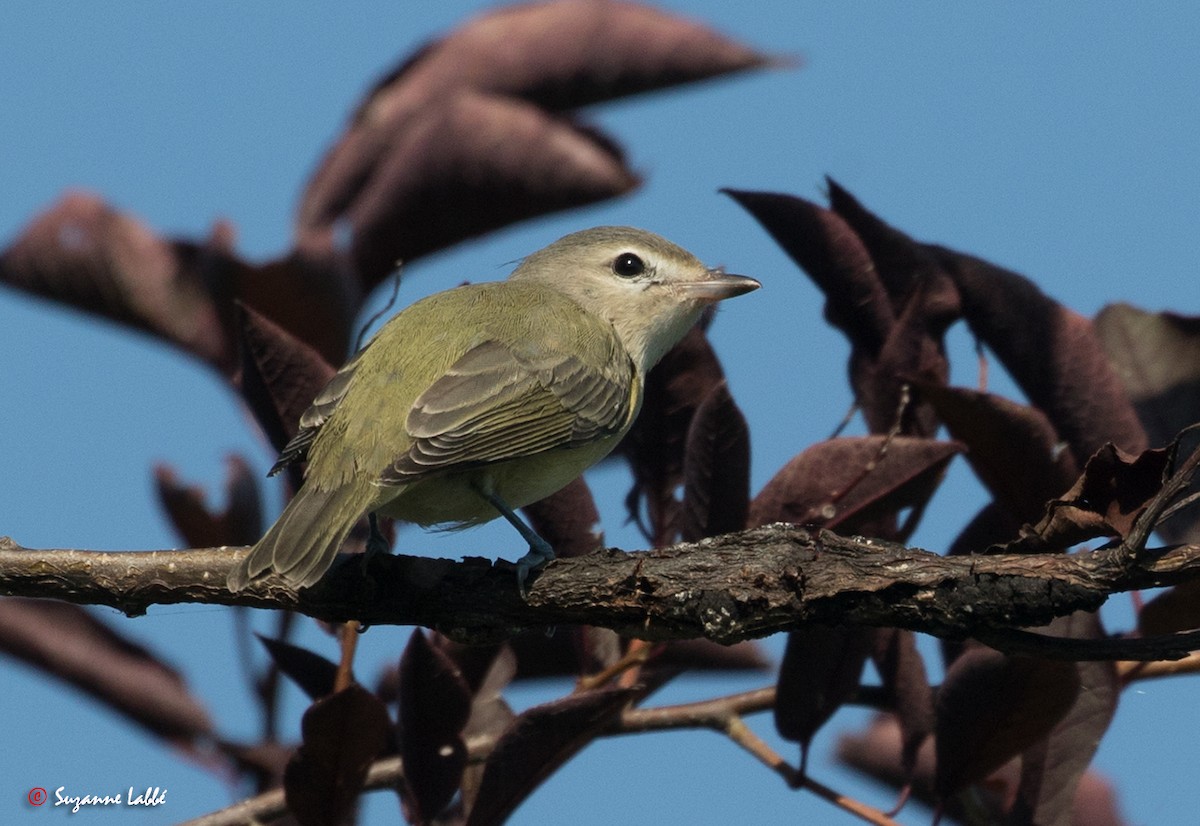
[680,270,762,303]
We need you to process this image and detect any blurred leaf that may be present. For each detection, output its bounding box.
[0,599,212,745]
[0,191,242,371]
[154,455,263,548]
[836,715,1126,826]
[681,379,751,541]
[774,625,871,774]
[240,242,363,367]
[1009,443,1170,553]
[258,636,339,702]
[465,687,638,826]
[871,628,933,778]
[284,685,391,826]
[1095,303,1200,543]
[934,646,1080,798]
[397,630,472,825]
[748,435,961,535]
[522,476,604,559]
[919,385,1079,523]
[236,302,337,463]
[1138,581,1200,636]
[932,246,1147,462]
[459,645,519,817]
[620,323,727,545]
[1012,612,1119,826]
[298,0,774,286]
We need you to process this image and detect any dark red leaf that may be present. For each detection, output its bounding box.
[0,191,242,371]
[521,476,604,560]
[458,645,519,817]
[720,188,894,353]
[932,246,1147,462]
[681,380,751,541]
[334,94,640,285]
[871,628,933,778]
[774,625,872,774]
[284,685,392,826]
[1011,443,1170,552]
[620,323,727,546]
[748,435,961,536]
[239,243,363,367]
[236,302,337,459]
[934,646,1080,798]
[0,599,212,745]
[1013,612,1119,826]
[397,630,472,825]
[1138,581,1200,636]
[299,1,773,285]
[825,179,960,330]
[372,0,777,112]
[725,185,954,436]
[1095,303,1200,543]
[919,385,1079,523]
[154,455,263,548]
[258,636,339,702]
[464,687,638,826]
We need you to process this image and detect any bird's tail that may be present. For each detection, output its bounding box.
[227,479,375,591]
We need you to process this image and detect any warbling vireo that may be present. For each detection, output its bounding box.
[228,226,759,592]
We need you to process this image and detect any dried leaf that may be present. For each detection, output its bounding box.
[299,0,773,286]
[1012,443,1170,552]
[1013,612,1119,826]
[620,323,727,545]
[748,436,961,535]
[1095,303,1200,543]
[284,685,392,826]
[0,191,242,371]
[932,247,1147,462]
[154,455,263,548]
[919,385,1079,523]
[0,599,212,745]
[258,636,340,702]
[934,647,1080,798]
[465,687,638,826]
[397,630,472,825]
[236,302,337,460]
[774,625,871,774]
[681,380,751,541]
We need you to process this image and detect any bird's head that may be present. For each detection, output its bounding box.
[510,226,760,372]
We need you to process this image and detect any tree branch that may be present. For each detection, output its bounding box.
[3,527,1199,655]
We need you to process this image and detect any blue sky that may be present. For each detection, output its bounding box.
[2,3,1198,824]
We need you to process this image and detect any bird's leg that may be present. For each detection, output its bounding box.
[361,512,391,574]
[476,488,555,595]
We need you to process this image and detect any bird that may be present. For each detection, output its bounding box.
[227,226,760,592]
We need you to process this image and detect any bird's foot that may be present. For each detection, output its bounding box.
[514,537,555,597]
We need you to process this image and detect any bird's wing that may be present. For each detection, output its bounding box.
[269,342,373,475]
[381,338,636,484]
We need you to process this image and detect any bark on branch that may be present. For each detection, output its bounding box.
[1,526,1198,656]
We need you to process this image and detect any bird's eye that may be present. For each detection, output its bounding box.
[612,252,645,278]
